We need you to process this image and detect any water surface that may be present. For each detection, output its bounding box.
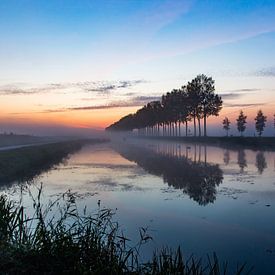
[2,138,275,274]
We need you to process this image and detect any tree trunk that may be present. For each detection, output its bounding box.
[172,123,175,137]
[185,121,188,136]
[204,145,207,165]
[204,114,207,137]
[193,116,197,137]
[198,118,201,137]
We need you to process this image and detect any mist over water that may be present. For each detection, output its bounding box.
[1,137,275,274]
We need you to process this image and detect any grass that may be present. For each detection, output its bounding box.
[0,134,46,148]
[0,189,253,275]
[0,139,106,185]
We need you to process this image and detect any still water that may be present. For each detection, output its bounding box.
[2,138,275,274]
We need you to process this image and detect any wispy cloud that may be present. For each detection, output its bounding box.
[220,93,243,100]
[86,80,146,94]
[34,95,161,114]
[253,67,275,77]
[0,80,146,96]
[0,83,63,95]
[138,0,194,35]
[224,103,266,108]
[133,96,161,102]
[220,88,259,100]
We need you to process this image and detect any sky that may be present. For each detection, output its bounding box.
[1,0,275,136]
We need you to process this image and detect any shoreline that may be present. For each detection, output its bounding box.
[0,138,108,185]
[132,135,275,151]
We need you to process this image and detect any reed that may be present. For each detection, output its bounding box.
[0,189,252,274]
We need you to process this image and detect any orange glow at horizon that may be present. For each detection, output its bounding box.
[1,103,274,131]
[0,106,141,129]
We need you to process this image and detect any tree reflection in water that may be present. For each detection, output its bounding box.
[255,151,267,174]
[114,143,223,206]
[237,149,247,173]
[223,150,230,165]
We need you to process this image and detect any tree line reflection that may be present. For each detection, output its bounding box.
[114,143,223,206]
[223,149,267,174]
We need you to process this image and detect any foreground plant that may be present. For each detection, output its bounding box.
[0,189,252,274]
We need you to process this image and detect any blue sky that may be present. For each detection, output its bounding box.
[0,0,275,134]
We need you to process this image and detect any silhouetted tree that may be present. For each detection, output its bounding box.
[186,81,201,136]
[236,110,247,136]
[222,117,230,136]
[106,74,223,136]
[255,110,267,136]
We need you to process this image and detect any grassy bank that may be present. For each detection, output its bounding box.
[0,134,49,148]
[0,192,252,274]
[137,136,275,151]
[0,139,106,185]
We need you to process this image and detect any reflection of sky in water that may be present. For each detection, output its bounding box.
[2,140,275,274]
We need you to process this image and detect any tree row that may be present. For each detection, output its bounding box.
[106,74,223,137]
[222,110,267,136]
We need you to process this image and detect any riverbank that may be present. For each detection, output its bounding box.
[135,136,275,151]
[0,134,55,148]
[0,138,107,185]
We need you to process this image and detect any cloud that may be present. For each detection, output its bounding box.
[86,80,146,94]
[253,67,275,77]
[219,89,259,100]
[139,0,194,35]
[38,95,161,113]
[67,95,161,111]
[0,80,146,96]
[219,93,243,100]
[224,103,266,108]
[0,83,66,95]
[133,96,161,102]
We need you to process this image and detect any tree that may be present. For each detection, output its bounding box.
[222,117,230,136]
[236,110,247,136]
[186,75,222,137]
[106,75,223,136]
[255,110,267,136]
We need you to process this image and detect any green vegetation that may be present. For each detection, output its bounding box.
[0,139,106,185]
[0,191,252,274]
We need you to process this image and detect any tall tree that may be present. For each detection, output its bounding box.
[186,81,201,137]
[255,110,267,136]
[222,117,230,136]
[236,110,247,136]
[187,75,222,137]
[106,75,223,135]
